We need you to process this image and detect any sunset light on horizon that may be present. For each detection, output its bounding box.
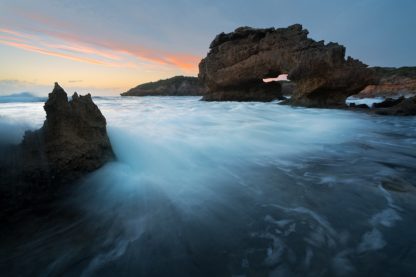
[1,1,416,276]
[1,0,415,96]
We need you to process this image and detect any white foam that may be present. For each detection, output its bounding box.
[370,208,401,227]
[357,228,386,253]
[332,250,355,276]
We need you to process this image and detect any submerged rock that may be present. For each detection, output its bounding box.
[0,83,114,213]
[121,76,206,96]
[199,24,375,106]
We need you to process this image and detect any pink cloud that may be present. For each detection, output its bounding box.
[0,38,136,68]
[43,43,122,61]
[34,28,201,73]
[0,10,202,74]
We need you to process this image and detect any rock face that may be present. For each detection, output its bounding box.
[202,80,283,101]
[121,76,206,96]
[356,67,416,98]
[0,83,114,212]
[199,24,375,106]
[21,83,114,183]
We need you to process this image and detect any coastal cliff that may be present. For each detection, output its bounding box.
[121,76,206,96]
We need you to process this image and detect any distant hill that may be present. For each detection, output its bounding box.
[357,67,416,98]
[371,66,416,79]
[0,92,46,103]
[121,76,206,96]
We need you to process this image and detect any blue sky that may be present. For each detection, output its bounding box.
[0,0,415,95]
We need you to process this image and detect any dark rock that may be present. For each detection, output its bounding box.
[381,178,414,193]
[199,24,375,106]
[281,81,296,96]
[121,76,206,96]
[375,96,416,116]
[372,97,405,108]
[203,80,284,102]
[349,103,369,109]
[22,83,114,182]
[0,83,114,214]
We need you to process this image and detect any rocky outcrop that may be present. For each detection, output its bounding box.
[21,83,114,182]
[0,83,114,213]
[356,67,416,98]
[121,76,206,96]
[199,24,375,106]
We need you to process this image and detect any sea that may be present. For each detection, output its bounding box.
[0,95,415,277]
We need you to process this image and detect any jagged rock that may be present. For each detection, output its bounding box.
[22,82,114,183]
[199,24,375,106]
[356,67,416,99]
[121,76,206,96]
[0,83,114,213]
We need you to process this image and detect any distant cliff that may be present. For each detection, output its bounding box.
[357,67,416,98]
[121,76,206,96]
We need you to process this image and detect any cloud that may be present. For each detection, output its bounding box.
[0,8,202,74]
[24,26,201,73]
[68,80,83,83]
[0,28,138,68]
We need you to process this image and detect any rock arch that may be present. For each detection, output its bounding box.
[198,24,375,107]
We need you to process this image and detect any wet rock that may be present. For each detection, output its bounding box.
[381,178,414,193]
[372,97,405,108]
[23,82,114,183]
[349,103,370,109]
[199,24,375,106]
[375,96,416,116]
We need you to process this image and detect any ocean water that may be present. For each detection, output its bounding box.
[1,96,416,277]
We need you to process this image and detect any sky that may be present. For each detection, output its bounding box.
[0,0,415,96]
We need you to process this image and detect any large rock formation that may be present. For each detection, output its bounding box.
[121,76,206,96]
[356,67,416,98]
[199,24,375,106]
[21,83,114,182]
[0,83,114,213]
